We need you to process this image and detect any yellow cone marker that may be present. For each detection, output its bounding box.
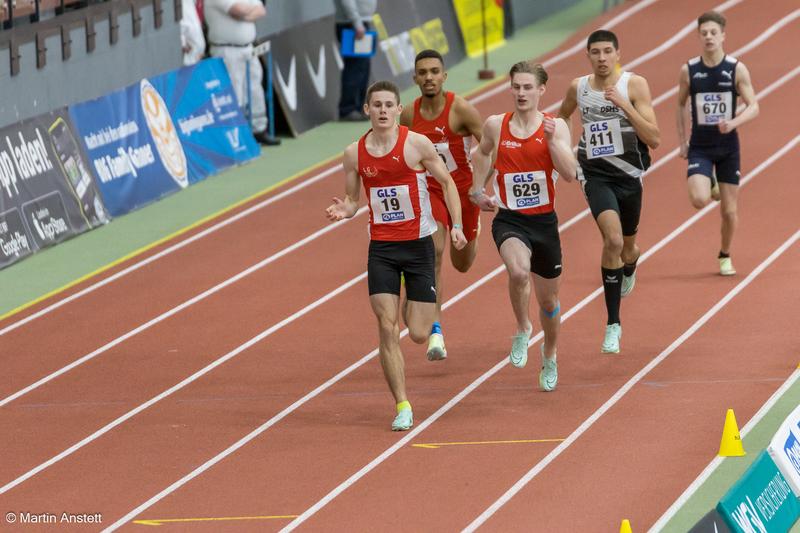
[718,408,746,457]
[620,519,632,533]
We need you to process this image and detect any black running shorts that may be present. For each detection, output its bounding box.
[367,236,436,303]
[491,209,562,279]
[581,177,643,236]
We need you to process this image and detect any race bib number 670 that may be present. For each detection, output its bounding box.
[370,185,415,224]
[695,92,732,125]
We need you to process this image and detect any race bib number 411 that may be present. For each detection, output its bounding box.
[503,171,550,210]
[696,92,732,125]
[584,118,623,159]
[370,185,415,224]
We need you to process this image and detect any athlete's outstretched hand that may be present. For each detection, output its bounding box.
[450,227,467,250]
[325,197,350,221]
[543,115,557,140]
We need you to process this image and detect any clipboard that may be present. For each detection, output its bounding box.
[340,28,377,57]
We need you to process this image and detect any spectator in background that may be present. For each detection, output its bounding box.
[181,0,206,65]
[205,0,280,145]
[334,0,377,122]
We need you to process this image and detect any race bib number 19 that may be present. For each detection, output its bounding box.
[696,92,732,125]
[584,118,623,159]
[370,185,415,224]
[503,171,550,210]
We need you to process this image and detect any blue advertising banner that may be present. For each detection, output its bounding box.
[70,58,259,217]
[152,58,260,179]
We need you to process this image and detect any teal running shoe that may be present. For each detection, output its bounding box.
[426,333,447,361]
[601,323,622,354]
[509,330,530,368]
[538,344,558,392]
[392,408,413,431]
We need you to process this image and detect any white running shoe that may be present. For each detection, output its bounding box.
[538,344,558,392]
[426,333,447,361]
[601,323,622,354]
[621,271,636,298]
[509,330,531,368]
[719,257,736,276]
[392,408,413,431]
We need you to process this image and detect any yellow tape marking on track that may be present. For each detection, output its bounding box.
[132,514,298,526]
[0,153,342,323]
[412,438,564,449]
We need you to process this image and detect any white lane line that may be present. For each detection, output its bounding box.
[0,162,342,337]
[0,207,369,409]
[278,134,800,532]
[0,0,732,408]
[649,369,800,532]
[0,273,369,496]
[107,33,798,533]
[0,0,659,336]
[100,204,594,533]
[465,227,800,532]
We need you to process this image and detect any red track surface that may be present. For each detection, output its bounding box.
[1,0,799,531]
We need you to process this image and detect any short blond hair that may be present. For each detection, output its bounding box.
[509,61,548,85]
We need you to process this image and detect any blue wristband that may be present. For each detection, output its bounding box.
[452,223,463,230]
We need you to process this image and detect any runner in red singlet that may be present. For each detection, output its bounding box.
[326,80,467,431]
[400,49,483,362]
[470,61,576,391]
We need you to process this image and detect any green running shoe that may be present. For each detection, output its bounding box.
[392,408,413,431]
[426,333,447,361]
[601,323,622,354]
[509,330,530,368]
[538,344,558,392]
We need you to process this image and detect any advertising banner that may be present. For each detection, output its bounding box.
[271,15,340,135]
[717,450,800,533]
[0,109,108,269]
[452,0,505,58]
[69,80,191,217]
[768,403,800,497]
[370,0,466,90]
[688,508,732,533]
[150,58,261,179]
[70,58,258,217]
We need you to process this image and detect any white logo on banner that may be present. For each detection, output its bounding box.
[305,45,327,99]
[275,56,298,111]
[226,129,241,150]
[140,79,188,188]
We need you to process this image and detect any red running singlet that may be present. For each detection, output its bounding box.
[493,112,557,216]
[411,91,473,191]
[358,126,437,241]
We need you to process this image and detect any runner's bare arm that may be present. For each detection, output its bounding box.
[413,133,467,249]
[469,115,500,210]
[325,143,361,221]
[557,78,580,138]
[676,64,691,158]
[454,95,483,142]
[545,117,576,182]
[721,62,759,134]
[606,75,660,149]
